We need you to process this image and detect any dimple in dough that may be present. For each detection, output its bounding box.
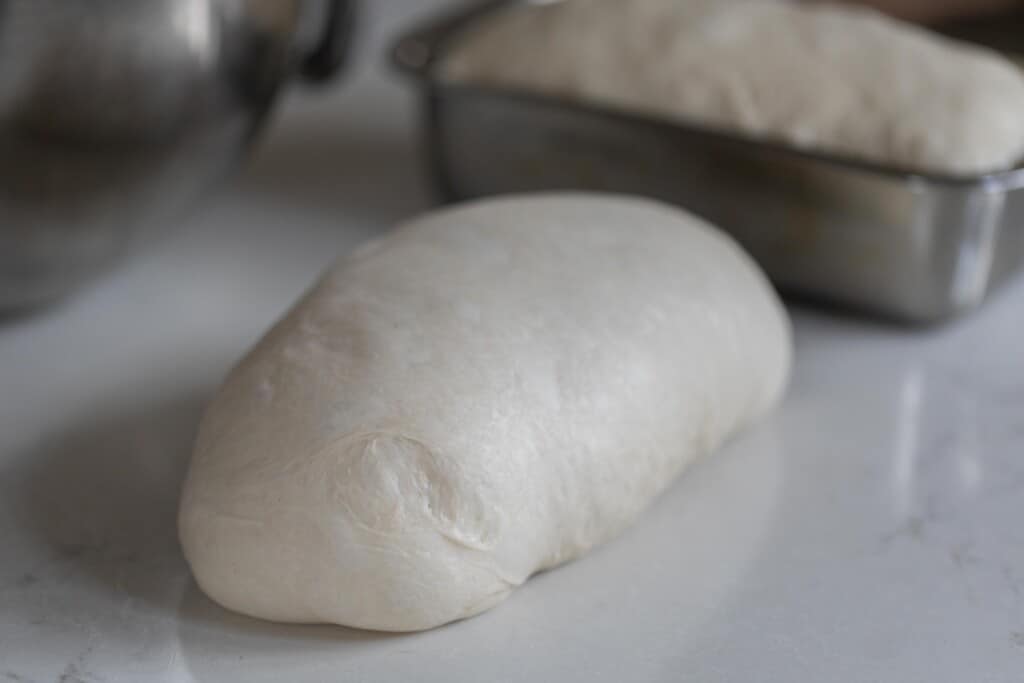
[178,194,792,632]
[443,0,1024,176]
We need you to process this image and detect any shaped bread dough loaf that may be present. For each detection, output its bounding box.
[443,0,1024,176]
[178,194,791,632]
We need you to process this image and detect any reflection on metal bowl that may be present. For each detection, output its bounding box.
[0,0,355,310]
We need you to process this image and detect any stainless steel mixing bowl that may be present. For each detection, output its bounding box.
[0,0,355,310]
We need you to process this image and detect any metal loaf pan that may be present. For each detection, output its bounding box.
[393,1,1024,323]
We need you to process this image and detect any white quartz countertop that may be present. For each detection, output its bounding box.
[2,3,1023,681]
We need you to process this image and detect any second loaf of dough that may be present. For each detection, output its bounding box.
[443,0,1024,176]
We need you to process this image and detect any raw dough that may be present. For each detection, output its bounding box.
[443,0,1024,176]
[178,194,791,632]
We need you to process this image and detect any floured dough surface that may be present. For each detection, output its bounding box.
[178,194,791,632]
[443,0,1024,176]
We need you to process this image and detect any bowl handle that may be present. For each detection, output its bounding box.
[300,0,357,82]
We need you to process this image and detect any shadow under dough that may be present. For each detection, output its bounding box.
[178,580,401,647]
